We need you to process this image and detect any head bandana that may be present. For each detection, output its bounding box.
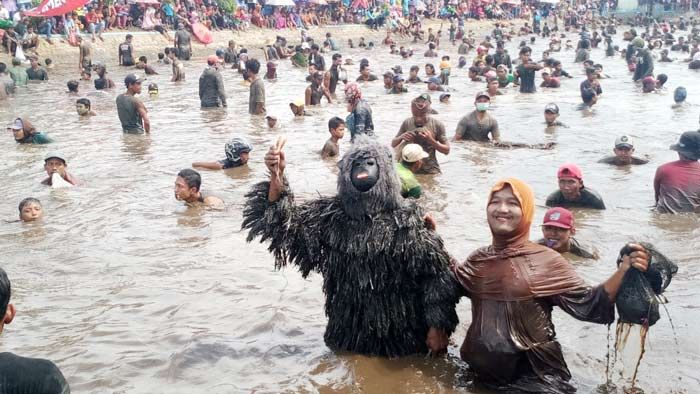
[344,82,362,105]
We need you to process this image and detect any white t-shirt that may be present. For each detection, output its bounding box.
[693,52,700,62]
[0,7,9,20]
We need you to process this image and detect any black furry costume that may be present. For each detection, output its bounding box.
[242,138,461,357]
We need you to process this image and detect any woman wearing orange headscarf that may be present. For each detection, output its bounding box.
[453,178,649,392]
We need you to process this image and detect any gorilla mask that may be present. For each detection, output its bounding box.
[351,157,379,192]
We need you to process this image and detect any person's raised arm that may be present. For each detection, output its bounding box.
[266,137,287,202]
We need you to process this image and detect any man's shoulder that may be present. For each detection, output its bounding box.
[0,352,69,393]
[545,190,563,204]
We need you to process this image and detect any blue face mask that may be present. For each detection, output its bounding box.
[476,102,490,112]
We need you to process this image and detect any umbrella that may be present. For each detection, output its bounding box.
[266,0,295,5]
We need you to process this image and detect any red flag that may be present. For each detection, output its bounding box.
[24,0,91,17]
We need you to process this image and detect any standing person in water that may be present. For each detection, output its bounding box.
[168,48,185,82]
[174,24,192,61]
[118,34,135,66]
[451,179,648,392]
[654,131,700,214]
[546,163,606,209]
[324,53,344,95]
[453,92,500,142]
[94,64,115,90]
[514,46,542,93]
[247,58,266,115]
[305,71,332,106]
[344,83,374,141]
[116,74,150,134]
[391,93,450,174]
[0,268,71,393]
[198,55,227,108]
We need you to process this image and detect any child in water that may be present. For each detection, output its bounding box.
[18,198,43,222]
[321,117,346,158]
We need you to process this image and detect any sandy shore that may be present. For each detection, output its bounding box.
[0,18,507,67]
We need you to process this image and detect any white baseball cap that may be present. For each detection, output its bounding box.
[401,144,429,163]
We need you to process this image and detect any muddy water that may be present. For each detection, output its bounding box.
[1,28,699,393]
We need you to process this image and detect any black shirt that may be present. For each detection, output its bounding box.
[546,187,606,210]
[0,352,70,394]
[26,67,48,81]
[516,63,536,93]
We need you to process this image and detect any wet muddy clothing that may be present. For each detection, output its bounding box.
[574,48,589,62]
[218,158,244,169]
[395,117,447,174]
[308,84,325,105]
[453,243,614,392]
[116,94,145,133]
[15,131,52,144]
[493,52,512,71]
[455,111,500,142]
[242,179,461,357]
[654,160,700,213]
[26,67,48,81]
[516,64,537,93]
[598,156,649,166]
[536,237,598,259]
[309,53,325,71]
[199,67,226,108]
[396,162,422,198]
[633,48,654,81]
[328,65,341,94]
[94,76,114,90]
[174,30,191,60]
[119,42,134,66]
[249,78,266,114]
[0,352,70,394]
[580,79,602,97]
[347,99,374,140]
[79,41,92,71]
[546,187,606,210]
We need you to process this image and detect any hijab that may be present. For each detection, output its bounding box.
[489,178,534,250]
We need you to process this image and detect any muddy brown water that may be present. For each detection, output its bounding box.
[1,27,699,393]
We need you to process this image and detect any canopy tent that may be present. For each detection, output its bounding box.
[25,0,90,17]
[266,0,296,5]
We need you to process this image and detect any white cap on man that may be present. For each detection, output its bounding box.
[401,144,429,163]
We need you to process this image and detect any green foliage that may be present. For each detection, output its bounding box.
[218,0,237,14]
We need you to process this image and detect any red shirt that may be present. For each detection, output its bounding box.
[654,159,700,213]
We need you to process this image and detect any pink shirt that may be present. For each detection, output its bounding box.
[654,159,700,213]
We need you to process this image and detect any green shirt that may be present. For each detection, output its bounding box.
[9,66,28,87]
[395,162,421,198]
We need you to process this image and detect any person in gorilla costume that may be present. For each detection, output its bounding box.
[242,136,461,357]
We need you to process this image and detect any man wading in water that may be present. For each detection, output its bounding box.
[452,179,649,392]
[116,74,150,134]
[118,34,135,66]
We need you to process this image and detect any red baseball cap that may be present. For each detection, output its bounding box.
[542,207,574,229]
[206,55,219,65]
[557,163,583,180]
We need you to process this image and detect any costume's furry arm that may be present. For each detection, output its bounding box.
[242,178,299,270]
[418,229,462,335]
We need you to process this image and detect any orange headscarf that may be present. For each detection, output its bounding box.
[488,178,535,250]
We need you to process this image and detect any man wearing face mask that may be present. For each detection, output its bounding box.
[453,92,500,142]
[242,136,461,358]
[391,93,450,174]
[546,163,606,210]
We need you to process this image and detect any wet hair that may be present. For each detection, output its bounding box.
[328,116,345,131]
[425,63,435,71]
[126,34,133,40]
[138,56,148,63]
[45,58,52,66]
[468,66,479,74]
[410,65,419,72]
[76,98,91,108]
[18,197,41,214]
[12,58,21,66]
[656,73,668,86]
[245,58,261,74]
[164,48,170,55]
[177,169,201,192]
[594,63,603,69]
[0,268,9,318]
[519,46,532,55]
[583,60,594,67]
[360,64,370,72]
[332,53,342,61]
[311,43,320,51]
[67,80,79,92]
[158,53,165,60]
[0,63,6,73]
[428,42,436,49]
[442,55,450,61]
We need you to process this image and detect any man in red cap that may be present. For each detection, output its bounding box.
[537,207,598,258]
[546,163,606,209]
[198,55,227,108]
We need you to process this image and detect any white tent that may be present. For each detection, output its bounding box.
[266,0,296,6]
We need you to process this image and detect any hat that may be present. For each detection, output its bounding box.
[614,135,634,149]
[44,152,66,164]
[392,65,403,74]
[557,163,583,180]
[544,103,559,114]
[474,91,490,101]
[439,93,451,101]
[542,207,574,229]
[670,131,700,160]
[541,67,551,75]
[148,83,159,92]
[292,99,305,108]
[207,55,219,65]
[401,144,429,163]
[124,74,145,87]
[301,42,310,50]
[8,118,23,130]
[415,93,431,103]
[393,74,404,83]
[427,76,441,85]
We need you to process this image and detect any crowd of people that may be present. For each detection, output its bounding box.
[1,0,700,391]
